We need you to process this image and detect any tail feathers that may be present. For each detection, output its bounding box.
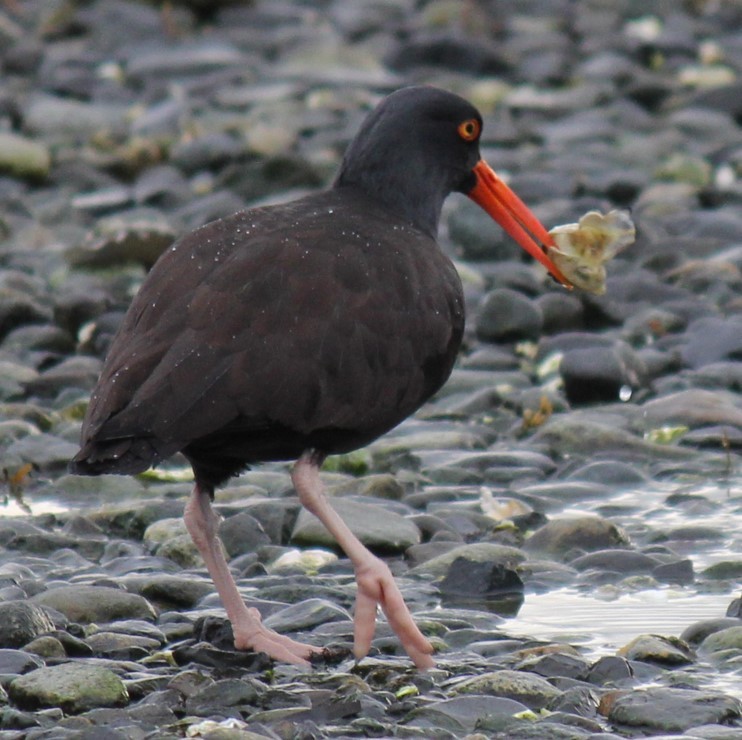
[69,436,166,476]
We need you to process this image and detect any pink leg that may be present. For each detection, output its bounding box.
[291,450,434,669]
[183,483,321,666]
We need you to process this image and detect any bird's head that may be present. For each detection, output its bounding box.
[334,86,572,289]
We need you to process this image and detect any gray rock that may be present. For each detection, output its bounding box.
[559,342,647,405]
[126,40,245,80]
[2,324,75,354]
[570,549,659,574]
[439,557,524,601]
[0,648,44,675]
[637,389,742,430]
[2,433,80,471]
[651,558,694,585]
[291,497,420,552]
[702,561,742,580]
[8,662,129,713]
[219,512,271,557]
[586,655,633,685]
[0,132,50,181]
[519,652,590,681]
[476,288,544,343]
[452,669,563,710]
[531,417,694,461]
[448,199,514,261]
[23,93,130,139]
[0,288,52,343]
[407,695,530,733]
[84,631,161,659]
[699,625,742,653]
[684,726,742,740]
[22,635,67,659]
[0,362,38,400]
[263,598,349,634]
[184,677,261,718]
[682,316,742,369]
[23,355,102,397]
[411,542,525,577]
[566,460,648,486]
[4,528,105,561]
[67,210,177,270]
[536,291,585,334]
[607,687,741,733]
[170,132,246,174]
[617,634,694,666]
[31,585,157,624]
[154,533,203,569]
[142,517,189,548]
[680,618,742,646]
[525,516,629,559]
[0,602,55,649]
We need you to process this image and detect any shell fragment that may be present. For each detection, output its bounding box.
[547,209,636,294]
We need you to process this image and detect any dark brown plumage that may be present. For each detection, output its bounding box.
[71,86,570,668]
[72,189,464,488]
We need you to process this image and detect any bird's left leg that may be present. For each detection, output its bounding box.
[184,482,322,665]
[292,449,434,669]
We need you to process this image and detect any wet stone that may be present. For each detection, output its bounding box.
[184,677,262,718]
[0,602,56,649]
[524,516,630,559]
[606,687,742,733]
[291,497,420,552]
[517,652,591,681]
[84,631,161,660]
[263,598,350,634]
[680,617,742,646]
[476,288,544,343]
[617,634,695,666]
[31,585,157,624]
[0,132,50,182]
[569,549,659,574]
[0,1,741,736]
[66,211,177,270]
[23,356,103,397]
[2,433,80,472]
[411,542,526,577]
[699,625,742,653]
[218,512,272,557]
[559,342,647,405]
[406,695,530,734]
[453,669,563,710]
[22,635,67,659]
[0,649,44,675]
[8,662,129,714]
[120,574,213,609]
[439,557,524,603]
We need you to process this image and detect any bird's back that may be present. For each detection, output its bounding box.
[71,188,464,488]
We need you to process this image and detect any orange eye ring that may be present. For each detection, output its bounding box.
[458,118,481,142]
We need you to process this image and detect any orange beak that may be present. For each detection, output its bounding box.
[467,160,573,289]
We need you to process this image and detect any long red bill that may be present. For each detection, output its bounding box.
[467,160,573,289]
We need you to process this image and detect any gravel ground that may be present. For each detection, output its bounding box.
[0,1,741,738]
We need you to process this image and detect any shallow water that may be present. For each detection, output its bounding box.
[2,474,740,699]
[510,589,739,694]
[510,476,742,697]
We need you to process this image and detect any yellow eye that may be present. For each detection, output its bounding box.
[458,118,480,142]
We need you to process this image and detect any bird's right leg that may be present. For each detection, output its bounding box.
[292,450,434,669]
[184,482,321,665]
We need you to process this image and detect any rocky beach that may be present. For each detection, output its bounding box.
[0,1,741,738]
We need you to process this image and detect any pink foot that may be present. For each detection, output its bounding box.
[353,553,434,669]
[232,606,323,666]
[292,452,435,670]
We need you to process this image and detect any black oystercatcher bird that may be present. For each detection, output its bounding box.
[71,86,572,669]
